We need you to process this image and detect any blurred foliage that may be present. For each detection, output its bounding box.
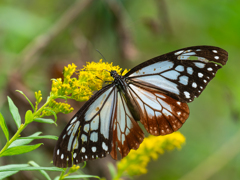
[0,0,239,180]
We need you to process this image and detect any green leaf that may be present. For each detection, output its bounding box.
[0,164,63,172]
[34,118,56,125]
[16,90,34,111]
[7,96,21,129]
[8,132,42,148]
[63,175,100,179]
[0,113,9,141]
[0,144,42,157]
[107,163,117,179]
[0,171,19,179]
[28,161,51,180]
[25,110,33,124]
[19,135,58,140]
[0,164,29,171]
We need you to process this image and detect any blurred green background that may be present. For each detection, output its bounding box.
[0,0,239,180]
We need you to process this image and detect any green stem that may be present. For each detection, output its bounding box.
[58,168,67,180]
[33,96,53,118]
[0,123,28,156]
[0,95,53,157]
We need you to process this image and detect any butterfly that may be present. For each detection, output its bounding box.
[53,46,228,167]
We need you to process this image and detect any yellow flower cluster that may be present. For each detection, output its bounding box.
[40,99,74,117]
[51,60,129,102]
[43,60,129,118]
[115,132,185,178]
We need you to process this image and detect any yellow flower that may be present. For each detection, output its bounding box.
[115,132,185,179]
[44,60,129,117]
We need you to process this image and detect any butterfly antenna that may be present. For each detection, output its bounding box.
[96,49,111,74]
[96,49,107,62]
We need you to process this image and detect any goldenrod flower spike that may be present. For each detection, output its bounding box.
[114,132,185,179]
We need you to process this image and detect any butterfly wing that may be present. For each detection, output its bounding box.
[125,46,228,103]
[127,83,189,135]
[110,90,144,160]
[123,46,227,135]
[53,83,144,167]
[53,84,117,168]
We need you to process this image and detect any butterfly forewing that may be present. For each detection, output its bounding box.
[126,46,228,103]
[53,84,117,168]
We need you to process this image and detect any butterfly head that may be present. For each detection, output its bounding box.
[110,70,119,78]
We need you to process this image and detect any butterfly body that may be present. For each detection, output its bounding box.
[53,46,228,168]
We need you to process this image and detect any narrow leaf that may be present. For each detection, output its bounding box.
[0,164,63,172]
[107,163,117,179]
[34,118,56,125]
[0,164,29,171]
[16,90,34,111]
[1,144,42,157]
[19,135,58,140]
[8,132,42,148]
[0,113,9,141]
[0,171,19,179]
[25,110,33,124]
[7,96,21,129]
[28,161,51,180]
[63,175,100,179]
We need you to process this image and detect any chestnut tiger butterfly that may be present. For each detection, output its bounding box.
[53,46,228,167]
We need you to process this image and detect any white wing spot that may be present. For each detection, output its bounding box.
[84,124,89,133]
[71,117,77,124]
[85,155,88,159]
[196,49,201,51]
[212,50,218,53]
[200,86,203,89]
[215,64,218,66]
[66,124,73,132]
[187,67,193,75]
[81,147,86,153]
[174,50,184,55]
[62,134,66,139]
[214,56,219,59]
[198,72,203,78]
[57,149,60,155]
[76,160,78,163]
[184,91,190,98]
[92,146,97,152]
[177,112,181,115]
[177,102,181,105]
[102,142,108,151]
[61,154,64,159]
[66,157,69,161]
[207,67,213,71]
[203,79,207,83]
[81,134,87,142]
[73,152,77,158]
[192,82,197,88]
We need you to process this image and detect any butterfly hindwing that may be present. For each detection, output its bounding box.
[110,91,144,159]
[53,84,117,168]
[127,83,189,135]
[126,46,228,103]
